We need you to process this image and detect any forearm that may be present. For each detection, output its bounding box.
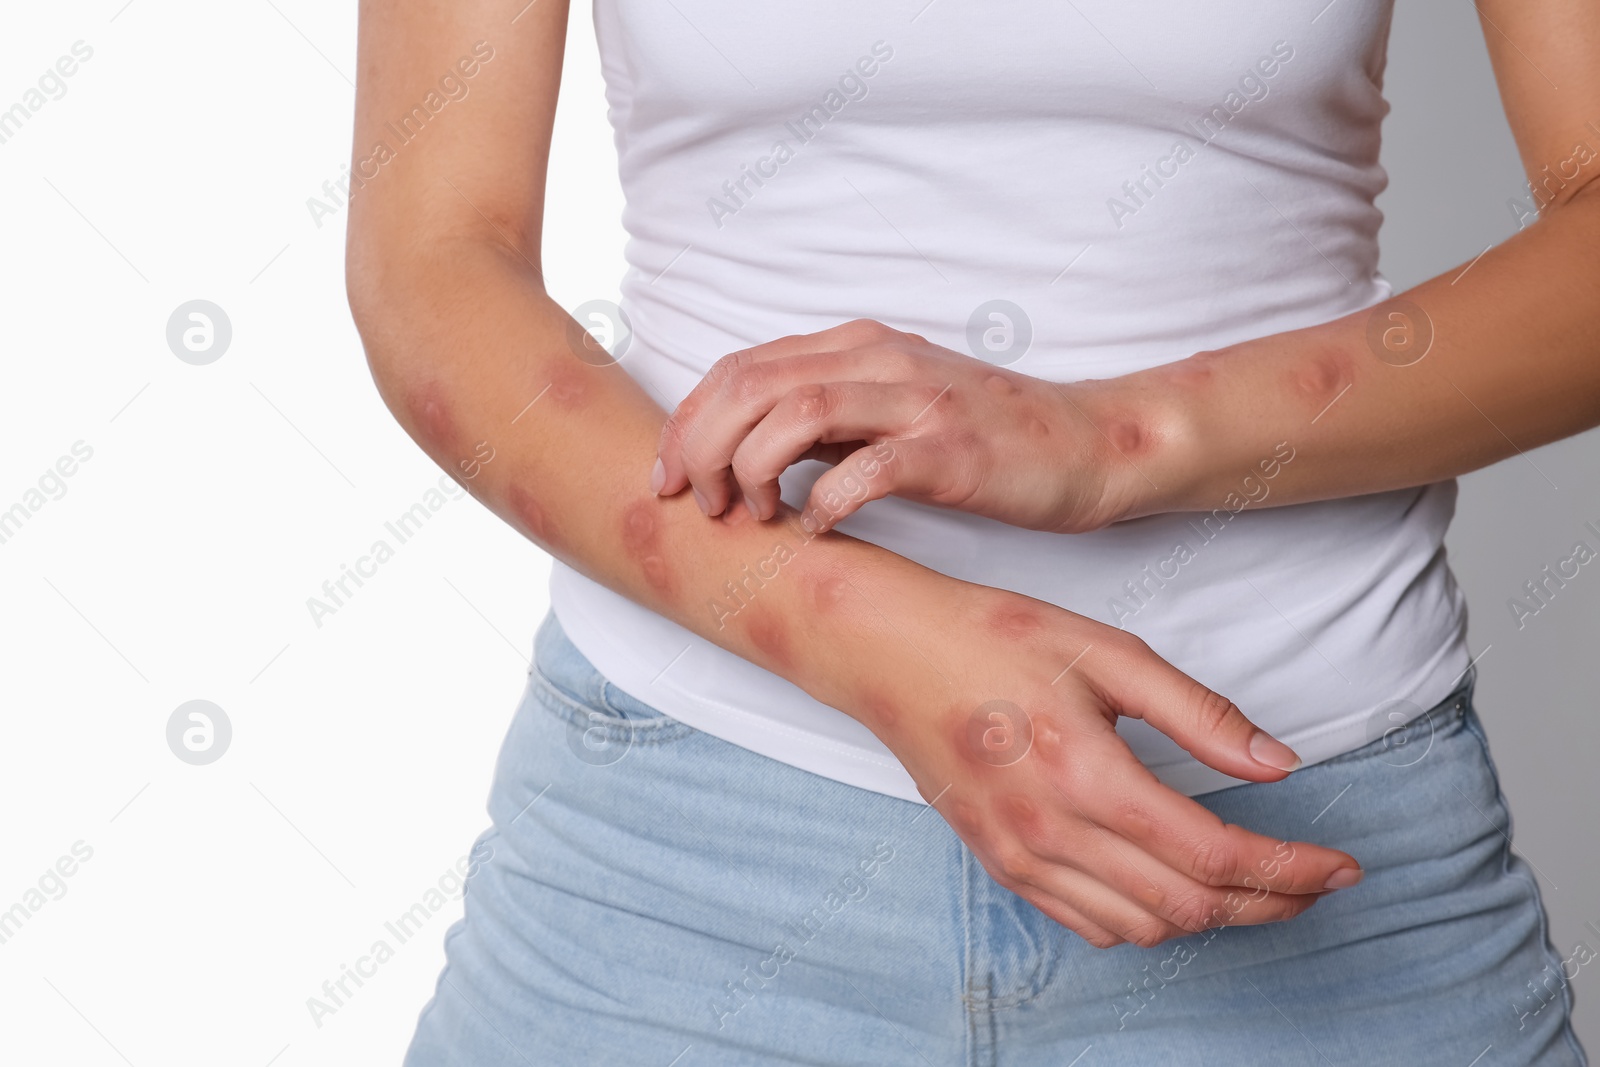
[1103,180,1600,518]
[348,238,951,716]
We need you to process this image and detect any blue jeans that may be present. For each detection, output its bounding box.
[404,612,1587,1066]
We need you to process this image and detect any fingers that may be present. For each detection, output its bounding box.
[1000,845,1321,948]
[656,320,919,511]
[1063,723,1363,895]
[726,382,923,519]
[658,350,878,515]
[1097,634,1304,783]
[1006,882,1126,950]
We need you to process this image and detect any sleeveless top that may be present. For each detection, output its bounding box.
[550,0,1470,800]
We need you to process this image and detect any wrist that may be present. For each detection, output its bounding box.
[1049,368,1203,529]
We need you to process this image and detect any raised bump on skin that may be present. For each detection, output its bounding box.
[621,499,675,598]
[984,374,1019,396]
[1000,792,1040,833]
[1105,416,1147,456]
[810,574,851,612]
[860,688,899,731]
[1031,720,1065,765]
[407,382,458,451]
[1168,352,1217,388]
[743,608,793,672]
[1292,349,1352,410]
[507,484,562,552]
[986,603,1046,642]
[547,368,589,411]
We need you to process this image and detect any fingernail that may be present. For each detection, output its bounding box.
[692,488,710,515]
[649,458,665,494]
[1249,730,1302,772]
[1324,867,1363,890]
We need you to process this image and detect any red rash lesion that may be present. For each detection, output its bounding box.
[546,367,589,411]
[1000,792,1040,833]
[1166,347,1222,390]
[1030,718,1065,766]
[506,484,563,554]
[620,498,676,599]
[986,603,1046,642]
[1291,348,1353,411]
[1104,415,1148,456]
[983,374,1020,396]
[743,607,793,673]
[950,710,984,768]
[859,688,899,731]
[406,381,459,452]
[809,573,851,613]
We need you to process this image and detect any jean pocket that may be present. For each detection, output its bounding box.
[528,662,696,768]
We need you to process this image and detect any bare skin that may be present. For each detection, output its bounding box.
[348,0,1368,951]
[657,0,1600,534]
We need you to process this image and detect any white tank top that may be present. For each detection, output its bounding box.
[551,0,1470,800]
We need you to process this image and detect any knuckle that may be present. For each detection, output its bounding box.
[729,368,770,406]
[1189,682,1240,735]
[788,383,834,425]
[863,342,918,378]
[1123,918,1173,949]
[1082,928,1123,950]
[709,349,751,385]
[1189,836,1240,887]
[990,846,1040,889]
[660,413,687,449]
[1164,891,1219,934]
[1120,631,1154,658]
[844,317,896,341]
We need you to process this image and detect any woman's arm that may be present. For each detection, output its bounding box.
[348,0,1361,948]
[654,0,1600,531]
[1116,0,1600,517]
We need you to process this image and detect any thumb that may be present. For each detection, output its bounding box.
[1105,636,1302,782]
[800,442,917,533]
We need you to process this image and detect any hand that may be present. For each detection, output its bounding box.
[818,573,1362,948]
[652,319,1134,534]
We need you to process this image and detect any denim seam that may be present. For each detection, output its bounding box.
[1460,710,1590,1067]
[528,664,697,745]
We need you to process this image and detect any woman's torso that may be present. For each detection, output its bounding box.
[549,0,1470,799]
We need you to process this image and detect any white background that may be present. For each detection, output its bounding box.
[1,1,1596,1064]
